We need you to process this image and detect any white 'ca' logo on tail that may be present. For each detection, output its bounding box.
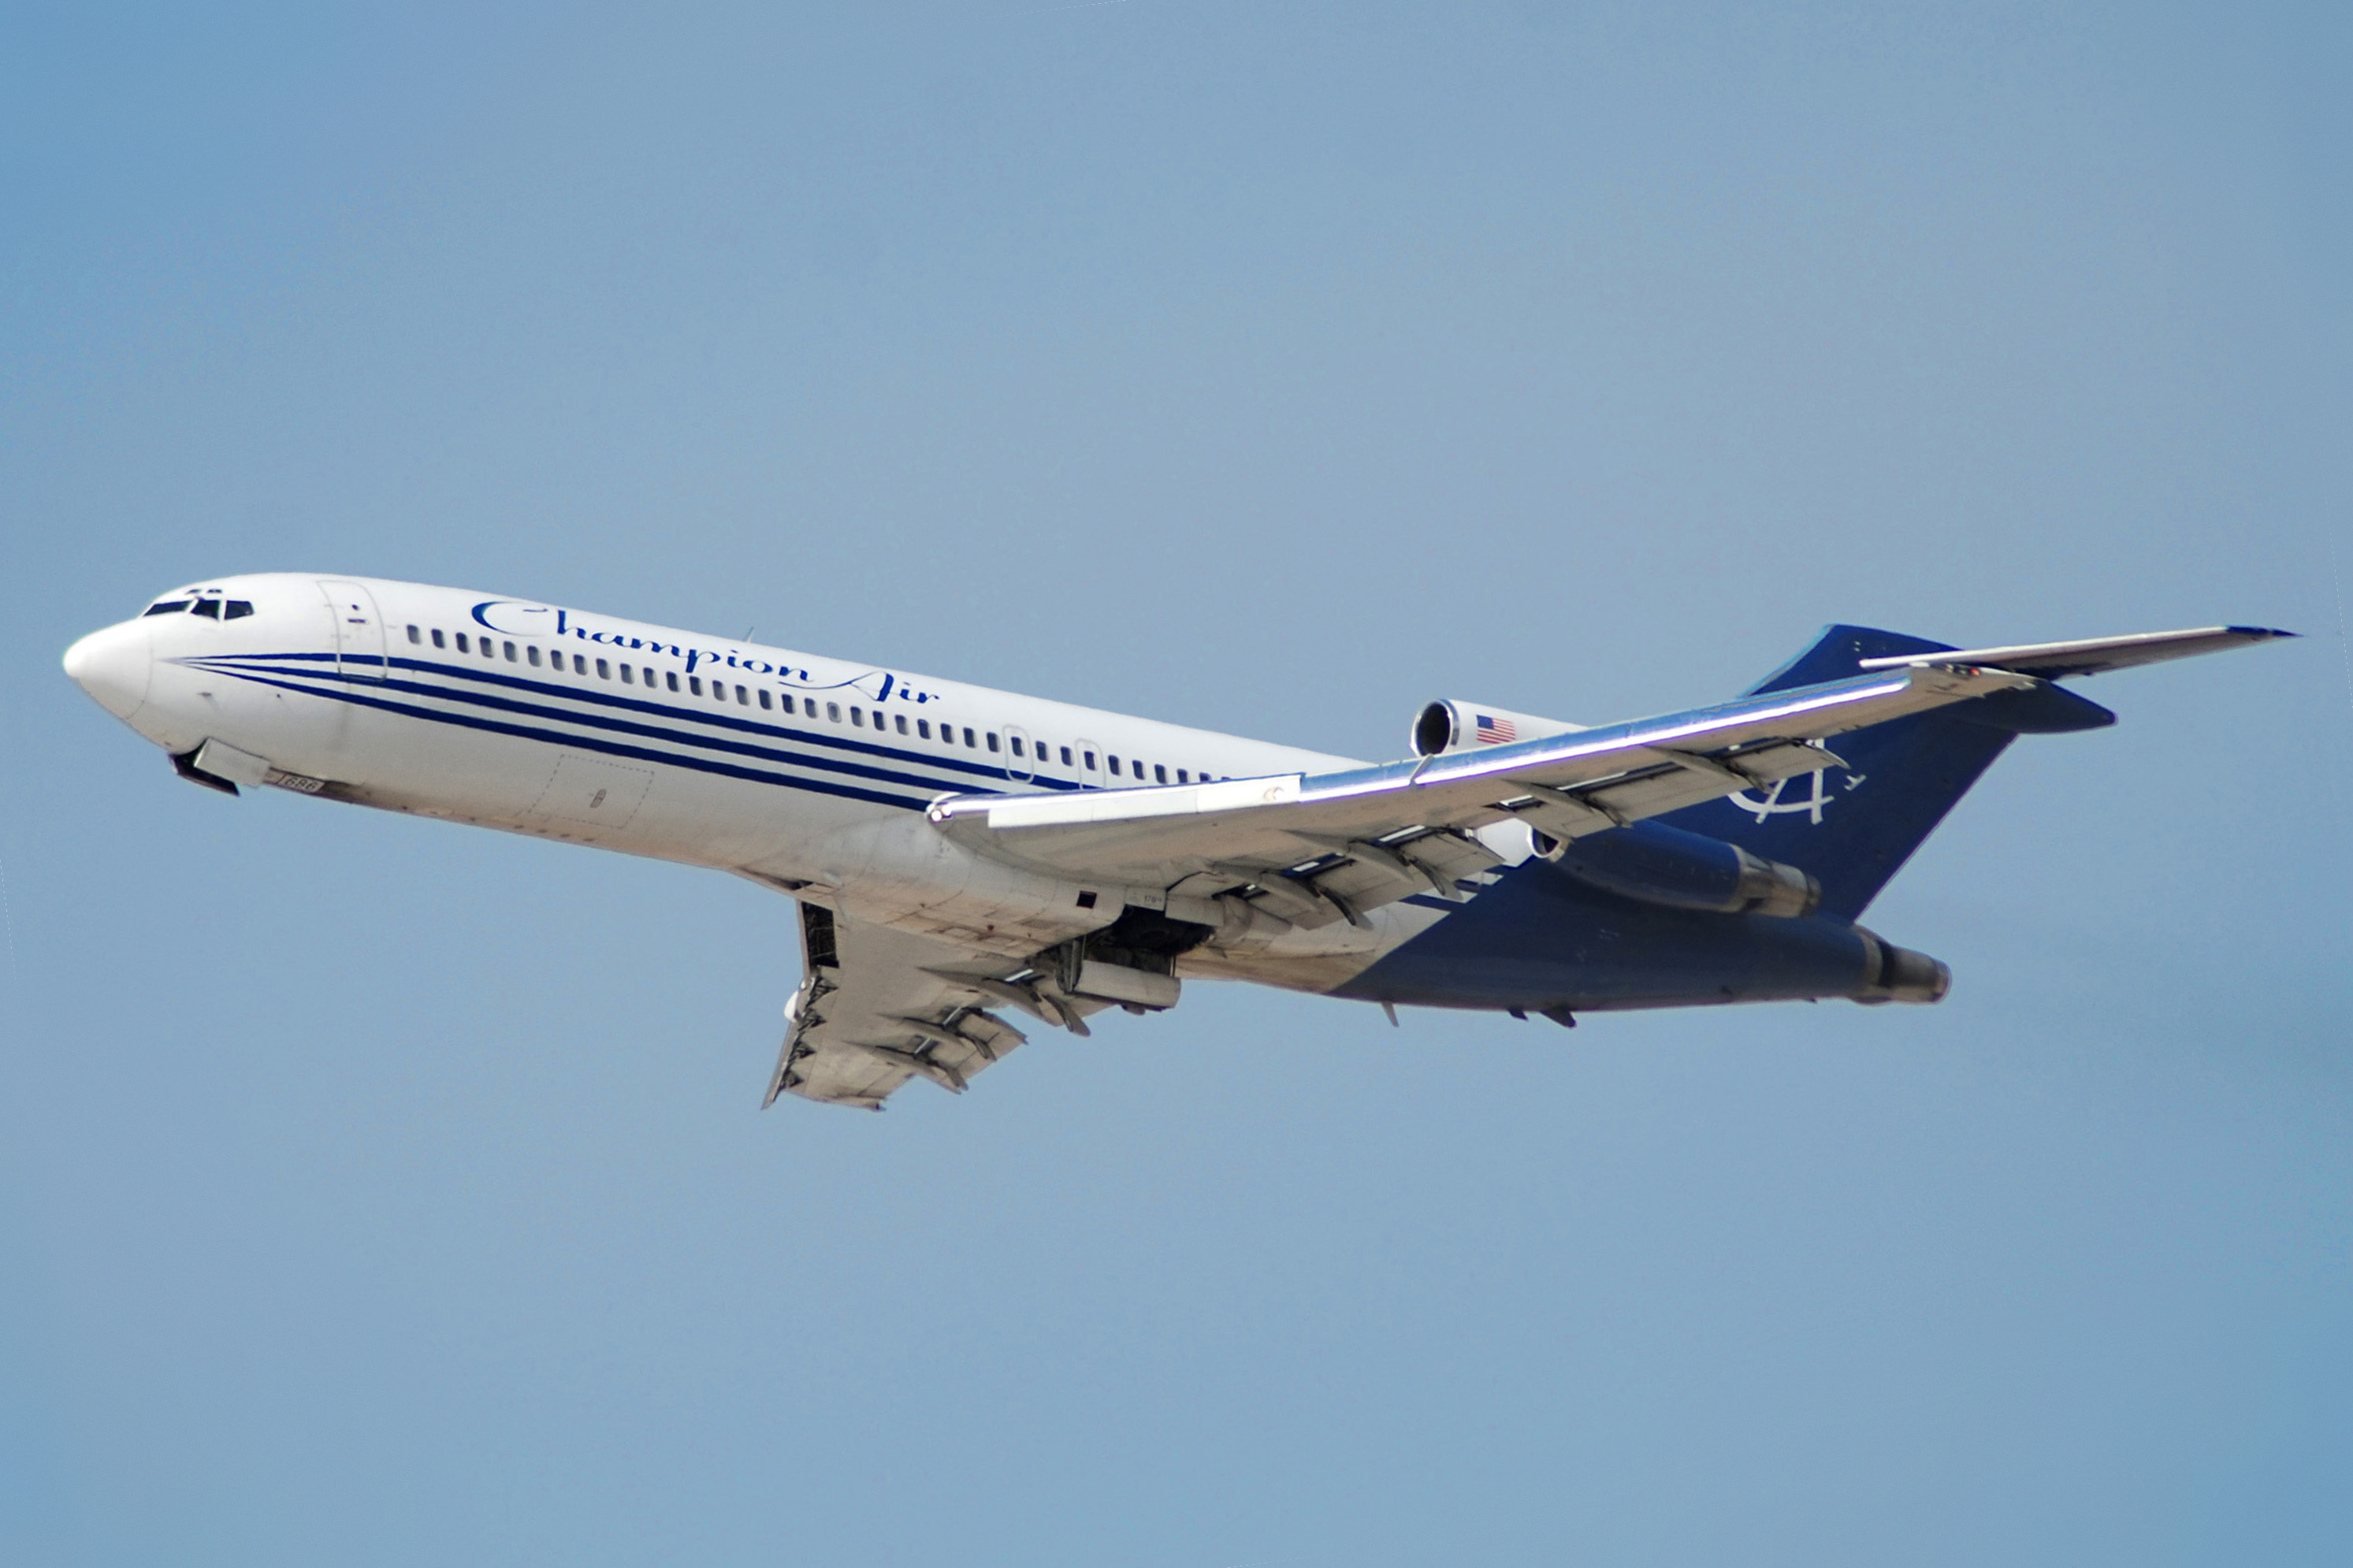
[1727,769,1866,825]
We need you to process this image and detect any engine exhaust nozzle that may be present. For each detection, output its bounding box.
[1853,927,1952,1005]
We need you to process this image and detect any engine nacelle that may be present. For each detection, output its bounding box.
[1410,699,1586,756]
[1540,820,1822,919]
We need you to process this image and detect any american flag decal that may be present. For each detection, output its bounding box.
[1475,714,1517,745]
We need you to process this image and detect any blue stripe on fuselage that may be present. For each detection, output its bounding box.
[184,650,1065,804]
[179,655,942,811]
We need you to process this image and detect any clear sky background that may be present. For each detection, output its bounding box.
[4,3,2349,1564]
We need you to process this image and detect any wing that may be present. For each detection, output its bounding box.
[1857,625,2294,678]
[930,663,2038,927]
[766,901,1102,1111]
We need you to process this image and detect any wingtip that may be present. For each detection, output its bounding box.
[2227,626,2299,641]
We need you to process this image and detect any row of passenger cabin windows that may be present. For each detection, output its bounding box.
[403,622,1224,784]
[408,624,776,705]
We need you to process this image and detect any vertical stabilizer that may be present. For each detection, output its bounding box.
[1652,626,2113,919]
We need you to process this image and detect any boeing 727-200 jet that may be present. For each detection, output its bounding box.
[63,576,2290,1110]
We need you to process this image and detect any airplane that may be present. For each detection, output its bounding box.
[62,574,2291,1111]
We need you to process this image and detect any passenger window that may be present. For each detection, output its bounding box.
[1176,769,1188,782]
[827,702,841,722]
[484,640,496,660]
[690,676,703,696]
[573,655,586,674]
[757,689,771,709]
[1109,756,1121,776]
[736,686,748,704]
[455,632,469,652]
[527,646,541,667]
[963,727,976,747]
[504,641,518,661]
[1010,737,1024,757]
[667,672,679,692]
[987,733,999,752]
[143,600,190,616]
[894,714,908,734]
[620,665,634,684]
[1154,764,1166,783]
[225,600,254,619]
[779,692,794,712]
[406,625,421,643]
[596,659,610,678]
[432,629,446,648]
[917,719,931,739]
[1083,750,1095,770]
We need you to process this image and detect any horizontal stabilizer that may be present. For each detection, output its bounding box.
[1857,625,2294,679]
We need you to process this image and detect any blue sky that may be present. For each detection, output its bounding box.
[4,4,2348,1564]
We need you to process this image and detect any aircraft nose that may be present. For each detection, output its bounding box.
[63,619,154,720]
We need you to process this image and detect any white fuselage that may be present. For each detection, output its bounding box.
[67,573,1476,991]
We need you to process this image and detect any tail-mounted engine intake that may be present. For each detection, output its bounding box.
[1537,820,1822,919]
[1411,699,1586,756]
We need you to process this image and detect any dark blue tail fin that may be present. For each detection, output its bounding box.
[1655,626,2115,919]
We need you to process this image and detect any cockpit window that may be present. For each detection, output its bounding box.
[143,600,190,616]
[191,599,221,619]
[224,600,254,619]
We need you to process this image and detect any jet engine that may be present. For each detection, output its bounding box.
[1410,699,1585,756]
[1541,820,1821,919]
